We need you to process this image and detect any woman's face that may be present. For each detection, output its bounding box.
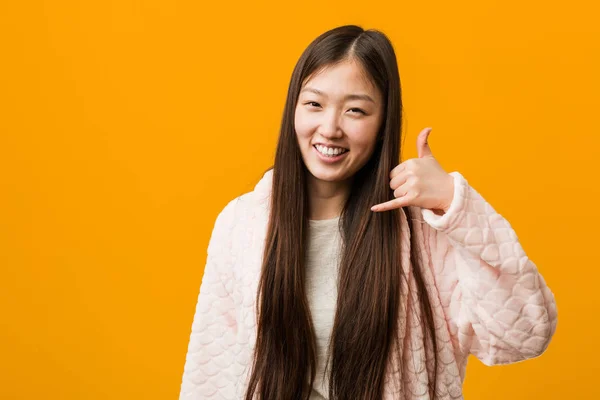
[294,59,384,185]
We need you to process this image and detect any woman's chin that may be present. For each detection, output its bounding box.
[306,164,348,182]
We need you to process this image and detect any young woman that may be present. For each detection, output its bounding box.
[178,25,557,400]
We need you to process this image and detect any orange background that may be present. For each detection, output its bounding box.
[1,1,598,399]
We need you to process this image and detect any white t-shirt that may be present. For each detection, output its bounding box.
[305,216,342,400]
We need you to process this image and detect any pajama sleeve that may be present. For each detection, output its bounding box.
[179,198,239,399]
[420,172,558,366]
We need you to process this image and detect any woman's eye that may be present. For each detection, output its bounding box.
[306,101,321,108]
[349,108,366,115]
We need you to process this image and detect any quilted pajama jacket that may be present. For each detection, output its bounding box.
[179,168,558,399]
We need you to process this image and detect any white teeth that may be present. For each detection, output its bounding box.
[315,144,347,157]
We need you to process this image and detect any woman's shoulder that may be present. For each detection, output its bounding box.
[215,169,273,231]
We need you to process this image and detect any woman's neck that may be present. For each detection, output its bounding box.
[306,174,351,220]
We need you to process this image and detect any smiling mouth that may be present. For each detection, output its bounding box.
[313,144,349,157]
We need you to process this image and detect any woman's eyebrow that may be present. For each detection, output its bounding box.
[300,87,375,103]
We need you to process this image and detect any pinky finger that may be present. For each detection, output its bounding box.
[371,197,408,212]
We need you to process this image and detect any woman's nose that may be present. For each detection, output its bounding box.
[318,111,343,138]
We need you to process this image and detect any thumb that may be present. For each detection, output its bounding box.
[417,127,433,158]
